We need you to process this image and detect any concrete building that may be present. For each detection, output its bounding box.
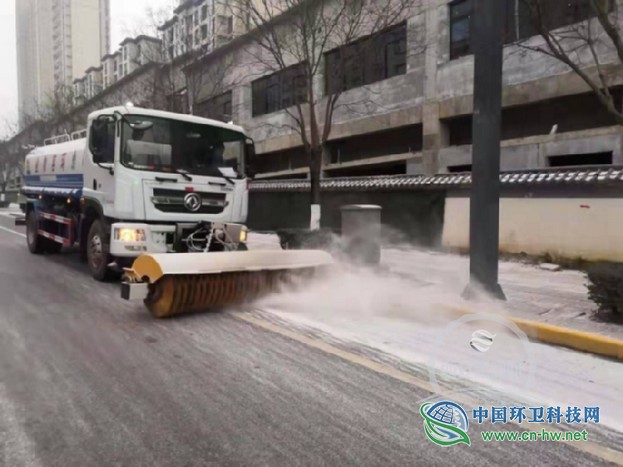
[185,0,623,179]
[119,36,163,76]
[84,66,104,101]
[16,0,111,126]
[74,35,162,104]
[159,0,244,61]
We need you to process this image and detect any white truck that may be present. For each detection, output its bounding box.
[22,106,255,281]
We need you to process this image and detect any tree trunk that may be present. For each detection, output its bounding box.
[308,145,323,231]
[309,145,322,205]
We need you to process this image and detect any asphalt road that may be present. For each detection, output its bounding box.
[0,211,621,466]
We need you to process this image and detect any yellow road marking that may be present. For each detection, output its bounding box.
[234,311,623,464]
[438,304,623,361]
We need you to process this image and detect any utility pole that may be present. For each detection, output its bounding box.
[464,0,506,300]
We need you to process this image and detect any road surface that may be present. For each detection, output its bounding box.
[0,211,622,466]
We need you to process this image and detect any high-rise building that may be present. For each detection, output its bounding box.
[16,0,111,126]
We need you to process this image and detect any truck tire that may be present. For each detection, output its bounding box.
[26,211,46,254]
[86,219,115,281]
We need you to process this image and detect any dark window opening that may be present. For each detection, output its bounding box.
[251,64,308,116]
[227,16,233,34]
[195,91,233,123]
[449,0,612,60]
[326,161,407,177]
[548,152,613,167]
[325,22,407,95]
[259,172,308,180]
[450,0,472,59]
[253,147,308,175]
[328,124,422,164]
[167,88,189,114]
[445,90,622,146]
[447,164,472,173]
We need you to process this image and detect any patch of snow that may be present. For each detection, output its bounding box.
[539,262,562,272]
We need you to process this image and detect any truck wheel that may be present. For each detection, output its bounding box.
[87,220,114,281]
[26,211,46,254]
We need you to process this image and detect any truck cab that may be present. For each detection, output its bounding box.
[24,106,255,280]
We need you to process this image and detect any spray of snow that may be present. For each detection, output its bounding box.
[249,234,623,432]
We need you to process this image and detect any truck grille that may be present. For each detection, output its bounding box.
[152,188,228,215]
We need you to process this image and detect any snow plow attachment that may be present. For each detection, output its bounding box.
[121,250,333,318]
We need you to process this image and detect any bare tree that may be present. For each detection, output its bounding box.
[133,2,215,114]
[42,84,84,135]
[519,0,623,125]
[133,2,249,118]
[0,119,26,206]
[228,0,416,224]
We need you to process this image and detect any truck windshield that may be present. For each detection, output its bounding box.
[120,115,245,177]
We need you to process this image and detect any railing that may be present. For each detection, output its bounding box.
[44,134,70,146]
[249,165,623,192]
[71,129,87,140]
[43,128,86,146]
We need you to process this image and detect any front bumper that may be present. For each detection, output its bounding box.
[109,222,247,257]
[110,223,176,257]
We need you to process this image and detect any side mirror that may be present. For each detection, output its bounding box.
[91,118,112,163]
[245,139,256,179]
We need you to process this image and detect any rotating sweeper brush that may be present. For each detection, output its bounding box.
[121,250,334,318]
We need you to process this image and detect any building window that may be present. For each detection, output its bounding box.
[201,24,208,40]
[449,0,613,60]
[449,0,472,59]
[324,22,407,95]
[201,5,208,20]
[167,88,189,114]
[227,16,233,34]
[195,91,233,122]
[252,64,308,116]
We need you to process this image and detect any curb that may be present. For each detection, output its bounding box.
[438,304,623,361]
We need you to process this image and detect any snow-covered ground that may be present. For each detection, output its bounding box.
[247,232,623,433]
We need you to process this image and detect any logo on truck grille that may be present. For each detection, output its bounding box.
[183,192,202,212]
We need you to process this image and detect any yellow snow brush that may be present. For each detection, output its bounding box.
[121,250,333,318]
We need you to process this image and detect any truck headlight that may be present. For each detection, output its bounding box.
[239,229,247,243]
[114,228,146,243]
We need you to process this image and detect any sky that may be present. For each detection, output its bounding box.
[0,0,174,138]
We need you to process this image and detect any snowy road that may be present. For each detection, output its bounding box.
[0,213,622,466]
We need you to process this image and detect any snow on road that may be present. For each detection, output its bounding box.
[248,233,623,433]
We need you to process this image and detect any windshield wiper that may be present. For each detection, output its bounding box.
[217,167,237,185]
[173,168,193,182]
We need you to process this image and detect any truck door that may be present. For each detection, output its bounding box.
[83,118,116,217]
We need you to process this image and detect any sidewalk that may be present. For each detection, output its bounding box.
[247,232,623,341]
[0,206,23,221]
[382,247,623,341]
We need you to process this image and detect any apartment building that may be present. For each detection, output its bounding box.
[185,0,623,179]
[16,0,111,125]
[119,36,163,75]
[159,0,240,60]
[73,35,162,104]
